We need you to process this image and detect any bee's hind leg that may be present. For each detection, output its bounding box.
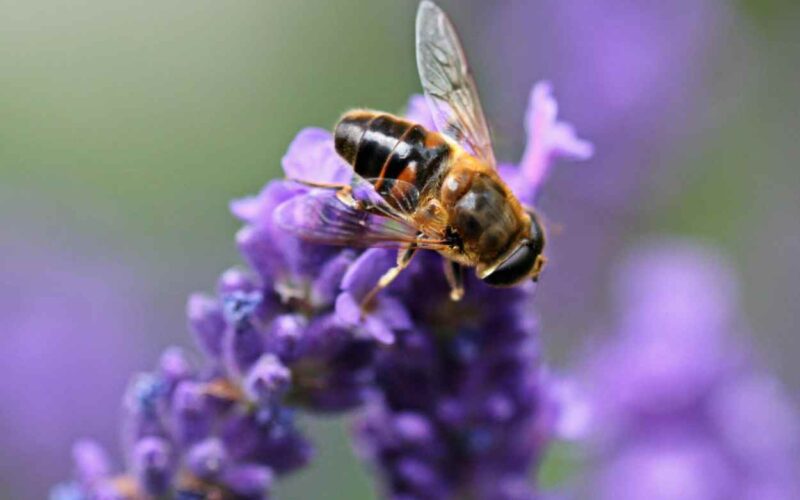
[443,259,465,301]
[359,246,417,316]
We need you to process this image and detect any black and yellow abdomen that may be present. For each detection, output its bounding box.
[334,110,450,197]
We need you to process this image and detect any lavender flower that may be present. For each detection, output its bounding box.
[53,81,589,499]
[352,267,553,499]
[349,86,590,499]
[575,240,800,499]
[52,169,368,497]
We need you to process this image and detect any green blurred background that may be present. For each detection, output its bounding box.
[1,1,798,498]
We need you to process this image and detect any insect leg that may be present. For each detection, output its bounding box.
[334,185,361,210]
[286,178,366,210]
[287,178,349,190]
[443,259,465,301]
[360,245,417,315]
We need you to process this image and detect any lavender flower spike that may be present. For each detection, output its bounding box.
[54,78,589,498]
[52,111,380,499]
[345,84,590,499]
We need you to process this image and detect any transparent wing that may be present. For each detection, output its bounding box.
[415,0,496,167]
[366,177,421,215]
[275,179,447,250]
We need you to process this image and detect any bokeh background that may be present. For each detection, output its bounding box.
[1,0,798,498]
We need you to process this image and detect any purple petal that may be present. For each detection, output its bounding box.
[264,313,307,361]
[131,437,174,495]
[171,381,212,446]
[243,354,292,406]
[72,440,111,487]
[230,180,304,226]
[298,313,352,358]
[221,413,313,474]
[221,321,265,377]
[613,239,738,339]
[548,379,592,441]
[596,440,734,500]
[310,250,356,307]
[374,296,413,331]
[394,458,446,497]
[708,374,800,464]
[334,292,395,345]
[364,312,396,345]
[405,94,436,130]
[186,438,228,479]
[341,248,396,301]
[393,413,435,446]
[236,225,285,282]
[158,346,192,385]
[281,127,352,184]
[514,81,593,202]
[334,292,362,327]
[221,463,274,497]
[221,290,263,326]
[186,293,226,358]
[216,267,260,296]
[123,373,168,439]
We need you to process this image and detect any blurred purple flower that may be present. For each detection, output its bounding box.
[53,81,589,499]
[576,240,800,499]
[0,241,151,499]
[475,0,732,356]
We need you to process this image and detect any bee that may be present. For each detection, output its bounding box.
[277,0,546,304]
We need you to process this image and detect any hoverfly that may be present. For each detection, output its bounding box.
[277,0,546,305]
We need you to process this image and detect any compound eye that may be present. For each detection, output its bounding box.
[482,240,537,286]
[528,210,545,257]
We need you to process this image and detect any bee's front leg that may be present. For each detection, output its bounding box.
[443,259,465,301]
[359,245,417,317]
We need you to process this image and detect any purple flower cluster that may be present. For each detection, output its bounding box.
[51,186,372,498]
[577,240,800,500]
[52,82,590,500]
[352,268,552,499]
[349,84,590,500]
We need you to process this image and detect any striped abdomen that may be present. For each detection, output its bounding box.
[334,111,451,199]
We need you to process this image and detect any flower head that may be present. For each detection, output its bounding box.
[54,81,589,499]
[53,179,369,498]
[352,263,555,499]
[338,87,589,497]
